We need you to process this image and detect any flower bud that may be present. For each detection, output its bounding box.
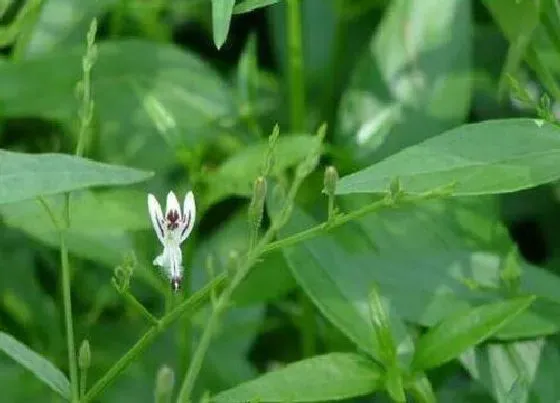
[154,365,175,403]
[78,340,91,370]
[323,166,339,196]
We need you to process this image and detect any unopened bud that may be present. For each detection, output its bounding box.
[323,166,339,196]
[78,340,91,370]
[154,365,175,403]
[227,249,240,273]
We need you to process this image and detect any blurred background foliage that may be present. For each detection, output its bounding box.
[1,0,560,401]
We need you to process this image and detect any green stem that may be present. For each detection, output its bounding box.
[80,368,87,399]
[120,289,159,325]
[179,263,193,379]
[82,275,225,403]
[60,233,79,402]
[176,237,270,402]
[176,153,319,401]
[285,0,305,131]
[83,191,434,402]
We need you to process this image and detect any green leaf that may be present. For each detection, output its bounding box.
[409,375,437,403]
[0,40,236,169]
[462,338,560,403]
[212,353,382,402]
[270,200,416,361]
[19,0,116,58]
[0,150,152,204]
[368,285,397,366]
[212,0,235,49]
[274,195,559,354]
[336,0,472,164]
[234,0,280,14]
[385,364,406,402]
[337,119,560,196]
[412,296,535,371]
[0,191,164,292]
[0,331,70,399]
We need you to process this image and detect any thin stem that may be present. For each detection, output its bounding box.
[176,239,270,401]
[60,233,79,402]
[121,289,159,325]
[37,195,79,401]
[176,156,317,401]
[37,196,63,232]
[80,368,87,399]
[179,264,193,378]
[83,190,434,402]
[262,193,432,254]
[285,0,305,131]
[82,275,225,403]
[327,194,335,220]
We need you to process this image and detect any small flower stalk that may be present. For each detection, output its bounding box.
[148,191,196,292]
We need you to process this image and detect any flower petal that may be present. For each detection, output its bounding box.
[168,246,183,280]
[165,191,181,215]
[148,193,165,243]
[180,191,196,242]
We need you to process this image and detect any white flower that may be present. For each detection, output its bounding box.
[148,191,196,291]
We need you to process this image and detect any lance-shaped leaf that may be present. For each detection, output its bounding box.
[212,353,382,402]
[337,119,560,196]
[0,150,152,204]
[234,0,280,14]
[212,0,235,49]
[0,331,70,399]
[412,296,535,371]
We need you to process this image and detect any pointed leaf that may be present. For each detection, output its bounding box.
[212,353,382,402]
[337,119,560,196]
[369,285,397,366]
[233,0,280,14]
[0,150,152,204]
[212,0,235,49]
[0,331,70,399]
[412,296,535,371]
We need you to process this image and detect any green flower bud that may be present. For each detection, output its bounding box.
[154,365,175,403]
[78,340,91,370]
[323,166,339,196]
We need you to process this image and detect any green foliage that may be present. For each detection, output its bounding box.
[412,296,535,371]
[336,119,560,196]
[212,353,383,402]
[0,331,70,399]
[0,151,151,204]
[1,0,560,402]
